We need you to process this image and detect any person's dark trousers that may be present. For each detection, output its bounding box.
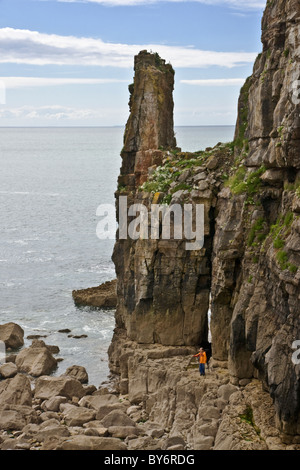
[199,363,205,376]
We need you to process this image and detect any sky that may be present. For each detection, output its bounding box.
[0,0,266,127]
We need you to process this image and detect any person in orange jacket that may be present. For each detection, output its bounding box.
[193,347,207,376]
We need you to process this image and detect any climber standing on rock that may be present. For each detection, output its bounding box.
[193,347,207,376]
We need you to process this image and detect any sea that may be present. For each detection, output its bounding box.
[0,126,234,387]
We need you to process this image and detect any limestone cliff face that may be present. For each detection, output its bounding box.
[211,0,300,436]
[109,1,300,442]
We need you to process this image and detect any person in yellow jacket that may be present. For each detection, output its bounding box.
[193,347,207,376]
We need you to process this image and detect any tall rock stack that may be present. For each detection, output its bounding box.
[118,50,176,191]
[111,51,213,357]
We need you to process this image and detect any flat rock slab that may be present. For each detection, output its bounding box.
[42,435,127,451]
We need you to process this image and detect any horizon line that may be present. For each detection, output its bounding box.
[0,124,236,129]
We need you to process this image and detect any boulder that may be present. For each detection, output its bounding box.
[217,383,238,402]
[100,410,136,428]
[21,420,70,442]
[0,373,32,406]
[1,437,32,450]
[83,422,108,437]
[79,393,119,410]
[15,340,57,377]
[96,403,127,421]
[64,365,89,384]
[41,395,68,412]
[60,404,96,427]
[34,375,85,401]
[127,435,162,451]
[0,323,24,349]
[35,423,70,442]
[0,404,38,431]
[108,426,139,439]
[0,362,18,379]
[161,436,187,450]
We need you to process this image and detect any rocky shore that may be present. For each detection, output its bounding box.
[0,322,298,451]
[1,0,299,452]
[72,279,117,309]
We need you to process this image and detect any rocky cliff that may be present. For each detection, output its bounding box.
[109,0,300,448]
[211,0,300,436]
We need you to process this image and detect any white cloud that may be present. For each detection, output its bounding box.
[0,28,258,69]
[0,104,127,122]
[56,0,266,10]
[0,77,128,88]
[180,78,246,86]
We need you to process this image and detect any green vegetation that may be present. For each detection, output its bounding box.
[269,212,297,273]
[118,184,128,193]
[239,406,261,436]
[170,182,192,193]
[139,142,234,205]
[140,165,175,194]
[139,144,230,200]
[284,180,300,196]
[226,165,266,196]
[247,217,267,247]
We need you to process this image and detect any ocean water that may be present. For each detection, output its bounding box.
[0,125,234,386]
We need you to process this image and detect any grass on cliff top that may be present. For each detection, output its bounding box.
[226,165,266,197]
[139,142,234,200]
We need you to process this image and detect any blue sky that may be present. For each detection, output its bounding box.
[0,0,266,126]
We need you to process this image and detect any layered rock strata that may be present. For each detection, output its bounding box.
[211,0,300,437]
[109,0,300,445]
